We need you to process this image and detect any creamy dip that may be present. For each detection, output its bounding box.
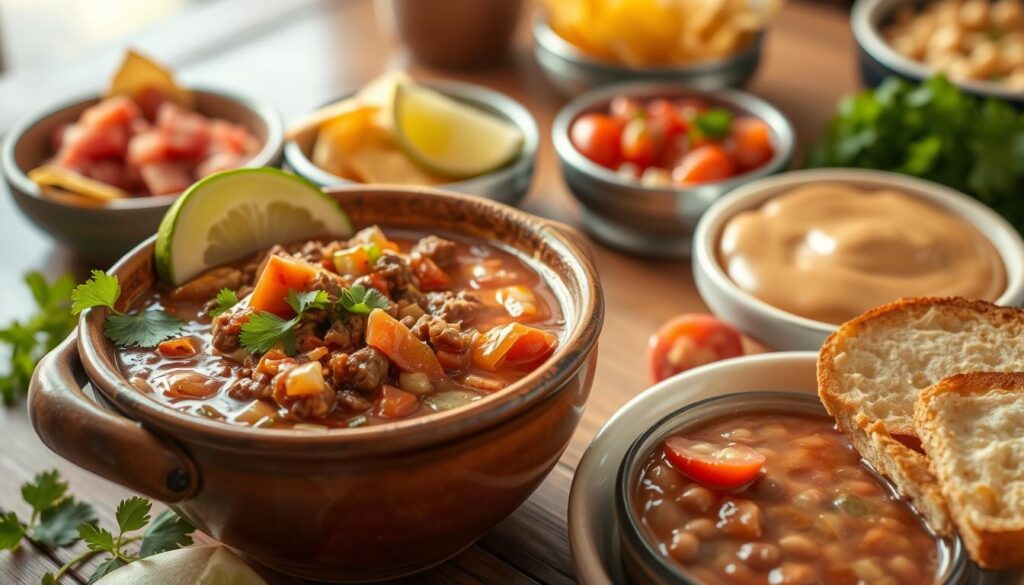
[718,183,1007,324]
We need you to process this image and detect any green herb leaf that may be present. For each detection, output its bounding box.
[41,572,57,585]
[139,509,195,557]
[104,311,183,348]
[87,557,126,584]
[0,512,25,550]
[71,270,120,315]
[287,289,330,315]
[338,285,390,315]
[115,496,151,533]
[209,288,240,317]
[240,312,298,355]
[21,470,67,514]
[30,498,96,548]
[695,108,734,138]
[78,523,115,552]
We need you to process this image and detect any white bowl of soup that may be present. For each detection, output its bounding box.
[692,168,1024,350]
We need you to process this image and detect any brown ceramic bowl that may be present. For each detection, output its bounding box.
[28,185,603,582]
[1,89,283,263]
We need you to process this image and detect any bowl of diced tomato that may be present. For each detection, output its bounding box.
[1,88,283,262]
[552,81,794,258]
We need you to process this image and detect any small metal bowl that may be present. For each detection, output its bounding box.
[552,81,795,257]
[283,80,538,207]
[853,0,1024,106]
[532,15,764,97]
[1,89,284,263]
[615,391,969,585]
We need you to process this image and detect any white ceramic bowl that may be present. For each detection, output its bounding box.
[692,168,1024,351]
[568,352,1015,585]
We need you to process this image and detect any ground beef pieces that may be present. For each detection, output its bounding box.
[411,315,474,373]
[412,236,457,268]
[271,365,335,420]
[228,370,272,401]
[324,313,366,352]
[372,253,416,294]
[211,310,246,353]
[346,347,390,392]
[426,291,481,324]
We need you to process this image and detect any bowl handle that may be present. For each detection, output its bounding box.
[28,333,199,502]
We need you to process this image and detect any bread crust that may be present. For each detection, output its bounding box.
[916,372,1024,569]
[817,296,1024,535]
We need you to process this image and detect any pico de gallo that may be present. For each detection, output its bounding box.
[569,96,777,187]
[117,227,562,429]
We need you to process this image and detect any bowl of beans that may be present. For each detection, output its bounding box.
[615,391,968,585]
[853,0,1024,104]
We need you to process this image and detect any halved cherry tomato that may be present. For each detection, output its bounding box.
[728,116,775,171]
[672,144,737,185]
[620,118,658,169]
[377,385,420,418]
[647,99,687,142]
[570,113,623,168]
[648,314,743,383]
[610,96,644,122]
[663,437,766,490]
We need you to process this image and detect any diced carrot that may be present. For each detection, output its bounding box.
[495,286,538,318]
[365,309,445,379]
[472,323,557,371]
[377,385,419,418]
[414,256,452,292]
[284,362,326,397]
[249,255,321,316]
[157,337,196,357]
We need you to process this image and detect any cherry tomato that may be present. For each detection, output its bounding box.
[620,118,658,169]
[647,99,687,143]
[610,96,644,122]
[663,437,766,490]
[729,116,775,171]
[648,314,744,383]
[672,144,737,185]
[570,113,623,169]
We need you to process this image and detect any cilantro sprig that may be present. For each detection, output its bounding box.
[239,289,329,355]
[208,288,239,317]
[1,469,195,584]
[0,272,77,405]
[338,284,389,315]
[71,271,183,348]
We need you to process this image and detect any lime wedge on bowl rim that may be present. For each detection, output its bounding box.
[392,82,524,180]
[156,168,353,286]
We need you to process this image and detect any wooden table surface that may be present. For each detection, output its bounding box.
[0,1,858,583]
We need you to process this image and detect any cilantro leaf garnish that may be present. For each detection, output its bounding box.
[21,470,67,515]
[287,289,330,314]
[115,497,151,534]
[240,312,298,355]
[139,509,194,557]
[30,498,96,548]
[208,288,239,317]
[695,108,734,138]
[0,512,25,550]
[338,284,390,315]
[72,271,182,348]
[1,272,77,405]
[78,523,115,552]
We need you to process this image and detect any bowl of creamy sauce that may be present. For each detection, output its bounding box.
[693,169,1024,350]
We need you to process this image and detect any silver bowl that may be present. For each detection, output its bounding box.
[1,89,284,263]
[853,0,1024,106]
[533,15,764,97]
[283,80,538,207]
[552,81,795,257]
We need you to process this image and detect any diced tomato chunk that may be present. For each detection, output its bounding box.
[81,95,141,129]
[728,116,774,171]
[377,385,419,418]
[413,256,452,292]
[157,102,211,158]
[127,130,170,167]
[79,160,127,190]
[365,309,445,379]
[249,255,321,316]
[472,323,557,371]
[196,152,244,178]
[139,162,192,195]
[58,124,129,165]
[209,120,258,155]
[135,87,169,121]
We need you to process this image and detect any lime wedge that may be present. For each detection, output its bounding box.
[197,547,269,585]
[93,546,269,585]
[392,82,523,179]
[155,168,353,285]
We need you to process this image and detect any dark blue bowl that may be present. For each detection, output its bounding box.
[852,0,1024,107]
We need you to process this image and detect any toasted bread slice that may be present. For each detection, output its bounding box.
[818,297,1024,534]
[915,372,1024,569]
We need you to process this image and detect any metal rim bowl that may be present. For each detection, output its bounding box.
[692,168,1024,351]
[0,88,284,262]
[852,0,1024,105]
[532,14,765,97]
[614,390,968,585]
[283,79,539,207]
[552,80,795,258]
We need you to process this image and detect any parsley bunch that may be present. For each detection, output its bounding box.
[0,273,78,405]
[810,75,1024,231]
[0,470,195,584]
[71,271,183,348]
